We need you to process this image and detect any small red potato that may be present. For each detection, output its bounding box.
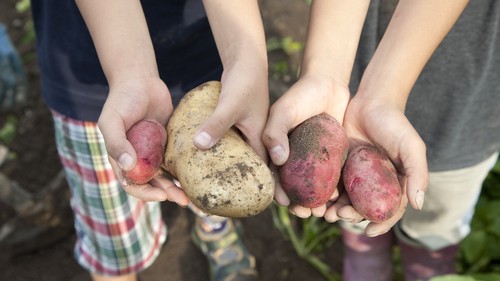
[122,119,167,185]
[279,113,349,208]
[342,144,402,223]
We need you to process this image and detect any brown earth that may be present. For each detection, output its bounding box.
[0,1,345,281]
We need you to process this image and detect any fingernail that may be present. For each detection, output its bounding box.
[337,215,357,224]
[415,189,425,210]
[118,153,133,170]
[194,131,213,148]
[366,229,383,237]
[177,202,188,208]
[270,145,285,164]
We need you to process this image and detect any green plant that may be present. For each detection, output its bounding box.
[266,36,304,55]
[457,158,500,275]
[15,0,36,63]
[271,204,341,281]
[271,60,289,80]
[16,0,30,12]
[0,115,17,145]
[430,273,500,281]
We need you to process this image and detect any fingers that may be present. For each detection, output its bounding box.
[193,105,233,150]
[109,156,188,203]
[192,83,269,161]
[150,176,190,206]
[289,205,312,218]
[262,102,295,166]
[336,205,365,223]
[399,131,429,210]
[272,164,291,206]
[324,190,360,223]
[98,109,137,171]
[311,205,327,217]
[121,176,189,204]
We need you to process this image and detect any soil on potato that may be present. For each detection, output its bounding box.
[0,1,344,281]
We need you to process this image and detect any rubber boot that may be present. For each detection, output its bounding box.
[398,239,459,281]
[341,228,394,281]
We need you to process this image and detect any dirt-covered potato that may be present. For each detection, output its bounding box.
[279,113,348,208]
[162,81,275,217]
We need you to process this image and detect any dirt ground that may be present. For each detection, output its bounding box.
[0,1,345,281]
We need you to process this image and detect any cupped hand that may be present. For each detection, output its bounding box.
[325,95,428,236]
[262,75,350,218]
[98,75,189,206]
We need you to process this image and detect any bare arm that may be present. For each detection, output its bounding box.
[75,0,186,204]
[197,0,269,160]
[75,0,158,84]
[264,0,370,217]
[331,0,469,236]
[357,0,469,108]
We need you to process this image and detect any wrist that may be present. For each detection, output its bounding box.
[107,62,159,88]
[300,56,352,86]
[355,73,410,111]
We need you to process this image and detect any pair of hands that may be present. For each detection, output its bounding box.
[100,71,428,237]
[99,61,269,207]
[266,75,429,237]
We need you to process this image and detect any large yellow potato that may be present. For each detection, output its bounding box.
[162,81,275,217]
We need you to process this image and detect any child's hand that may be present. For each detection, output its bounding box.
[98,76,189,206]
[326,94,428,236]
[263,74,350,218]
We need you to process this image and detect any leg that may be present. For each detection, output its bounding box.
[340,221,394,281]
[52,111,166,281]
[396,152,499,281]
[189,204,258,281]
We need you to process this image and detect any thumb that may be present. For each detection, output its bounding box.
[97,112,137,171]
[262,106,293,166]
[399,132,429,211]
[193,107,234,150]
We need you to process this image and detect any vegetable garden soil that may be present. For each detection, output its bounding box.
[0,1,344,280]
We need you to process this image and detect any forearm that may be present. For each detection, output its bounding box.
[75,0,158,86]
[301,0,370,84]
[357,0,469,108]
[202,0,267,75]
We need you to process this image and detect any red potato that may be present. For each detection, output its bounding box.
[279,113,349,208]
[342,144,402,223]
[122,119,167,185]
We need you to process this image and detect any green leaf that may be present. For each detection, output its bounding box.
[429,275,475,281]
[482,173,500,199]
[0,115,18,145]
[266,37,282,52]
[471,197,489,229]
[461,230,488,264]
[470,273,500,281]
[16,0,31,13]
[430,274,500,281]
[489,216,500,237]
[484,201,500,223]
[486,236,500,259]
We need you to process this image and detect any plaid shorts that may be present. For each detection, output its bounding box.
[51,111,167,276]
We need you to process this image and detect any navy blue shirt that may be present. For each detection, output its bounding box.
[31,0,223,122]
